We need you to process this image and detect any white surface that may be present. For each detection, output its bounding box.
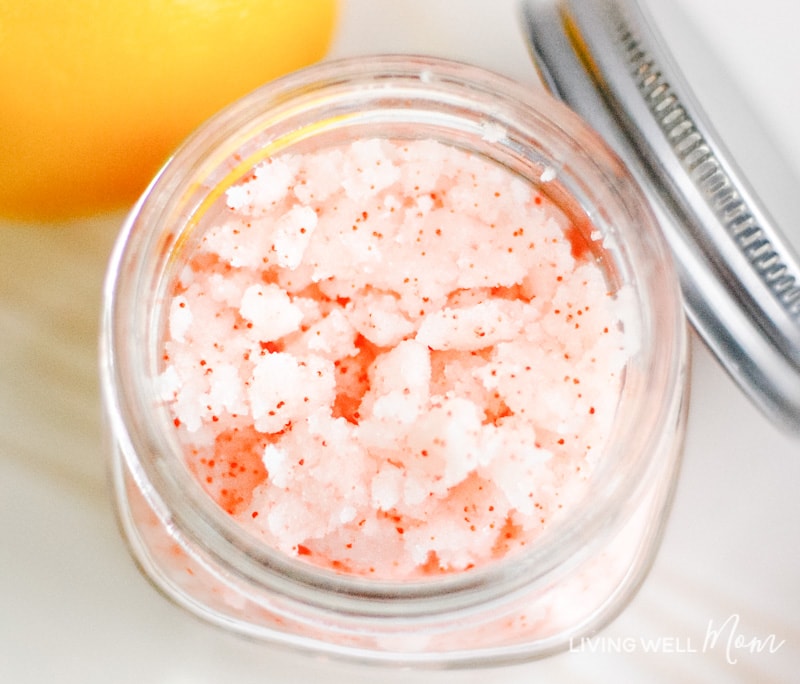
[1,1,799,682]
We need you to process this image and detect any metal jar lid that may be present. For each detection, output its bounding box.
[520,0,800,432]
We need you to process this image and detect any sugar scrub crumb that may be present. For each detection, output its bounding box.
[160,138,637,579]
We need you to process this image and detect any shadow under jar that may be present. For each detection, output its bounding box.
[100,55,689,667]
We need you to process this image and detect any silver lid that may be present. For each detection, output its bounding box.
[520,0,800,433]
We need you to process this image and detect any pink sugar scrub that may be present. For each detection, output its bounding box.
[158,138,636,580]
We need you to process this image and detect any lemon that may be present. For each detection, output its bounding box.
[0,0,338,221]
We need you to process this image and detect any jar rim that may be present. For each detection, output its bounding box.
[101,54,688,618]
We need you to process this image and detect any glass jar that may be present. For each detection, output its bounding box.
[100,55,689,667]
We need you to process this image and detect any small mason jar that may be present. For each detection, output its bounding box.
[100,55,688,667]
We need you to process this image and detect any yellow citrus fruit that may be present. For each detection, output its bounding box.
[0,0,338,221]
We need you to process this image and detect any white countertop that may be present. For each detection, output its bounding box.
[1,1,798,682]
